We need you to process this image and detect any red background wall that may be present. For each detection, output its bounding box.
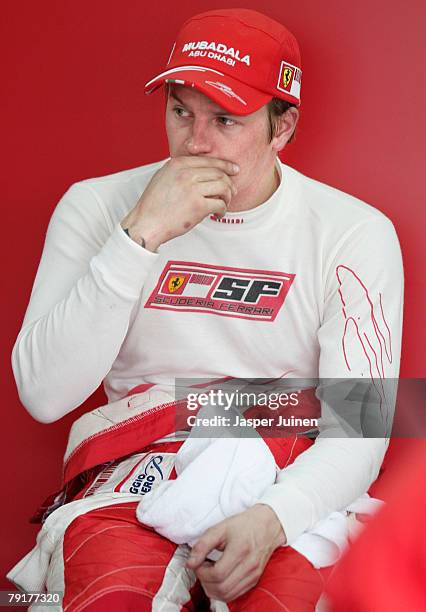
[2,0,425,591]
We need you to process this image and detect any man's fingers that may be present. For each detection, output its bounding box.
[170,155,239,176]
[198,554,260,602]
[195,540,244,584]
[204,197,227,218]
[192,168,236,186]
[187,527,226,569]
[200,181,234,205]
[220,571,259,604]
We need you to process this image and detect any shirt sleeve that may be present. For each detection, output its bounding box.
[257,215,404,544]
[12,183,159,423]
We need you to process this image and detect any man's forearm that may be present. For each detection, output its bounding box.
[13,221,157,423]
[257,437,387,544]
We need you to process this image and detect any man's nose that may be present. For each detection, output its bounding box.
[184,120,213,155]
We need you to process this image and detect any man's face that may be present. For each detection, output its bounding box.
[165,84,277,208]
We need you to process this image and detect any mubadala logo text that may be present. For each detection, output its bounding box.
[182,41,251,66]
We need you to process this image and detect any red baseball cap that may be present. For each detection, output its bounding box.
[144,8,302,115]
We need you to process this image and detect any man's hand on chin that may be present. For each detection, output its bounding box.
[186,504,286,603]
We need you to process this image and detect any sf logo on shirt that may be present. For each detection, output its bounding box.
[212,276,281,303]
[146,261,295,322]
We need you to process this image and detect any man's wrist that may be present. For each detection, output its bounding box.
[253,503,287,547]
[120,223,162,252]
[123,227,145,249]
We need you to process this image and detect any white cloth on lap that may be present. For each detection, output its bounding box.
[137,435,384,568]
[136,436,277,546]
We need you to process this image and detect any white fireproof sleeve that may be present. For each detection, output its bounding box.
[12,183,158,423]
[258,216,403,543]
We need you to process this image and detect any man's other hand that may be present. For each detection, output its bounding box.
[121,156,239,251]
[186,504,286,603]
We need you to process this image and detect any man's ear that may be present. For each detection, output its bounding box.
[271,107,300,152]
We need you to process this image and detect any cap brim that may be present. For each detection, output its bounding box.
[144,66,272,116]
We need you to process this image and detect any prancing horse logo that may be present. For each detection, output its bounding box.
[168,275,185,293]
[282,67,293,89]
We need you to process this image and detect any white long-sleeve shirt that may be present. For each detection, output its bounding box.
[12,158,404,543]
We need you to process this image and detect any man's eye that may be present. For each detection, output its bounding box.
[217,117,235,126]
[173,107,189,117]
